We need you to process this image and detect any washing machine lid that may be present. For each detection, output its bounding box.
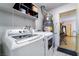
[11,33,42,44]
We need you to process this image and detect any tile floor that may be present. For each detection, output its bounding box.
[60,36,76,51]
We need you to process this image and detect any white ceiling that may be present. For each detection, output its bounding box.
[36,3,67,11]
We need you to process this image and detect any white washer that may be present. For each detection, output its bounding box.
[35,32,53,56]
[2,29,45,56]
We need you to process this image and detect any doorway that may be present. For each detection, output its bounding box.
[58,9,77,56]
[60,21,76,50]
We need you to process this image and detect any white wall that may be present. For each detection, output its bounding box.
[35,7,43,31]
[76,4,79,55]
[76,4,79,34]
[49,4,77,49]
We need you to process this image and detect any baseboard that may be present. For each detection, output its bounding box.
[57,47,77,56]
[0,44,4,56]
[0,44,2,56]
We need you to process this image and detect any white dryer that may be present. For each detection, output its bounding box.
[35,32,53,56]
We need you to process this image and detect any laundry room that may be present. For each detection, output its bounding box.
[0,3,79,56]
